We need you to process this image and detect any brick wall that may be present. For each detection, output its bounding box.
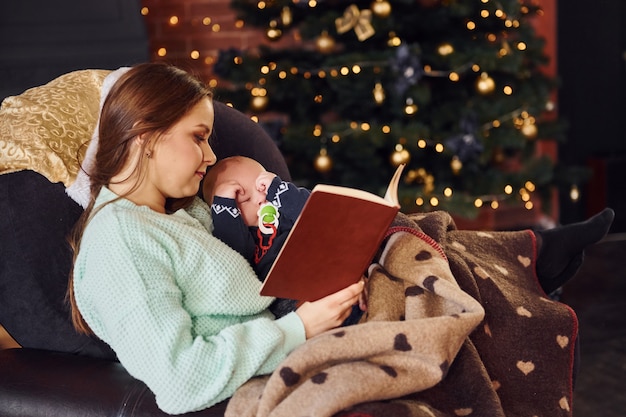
[141,0,299,81]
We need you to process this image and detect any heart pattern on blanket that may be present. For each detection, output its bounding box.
[559,396,571,411]
[312,372,327,384]
[454,408,473,416]
[517,255,531,267]
[415,250,433,261]
[451,241,466,251]
[493,264,509,276]
[473,266,490,280]
[279,367,300,386]
[516,306,533,318]
[394,333,413,351]
[556,335,569,348]
[516,360,535,375]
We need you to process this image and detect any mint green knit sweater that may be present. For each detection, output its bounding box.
[73,187,305,414]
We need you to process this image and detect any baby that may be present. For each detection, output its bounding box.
[203,156,311,318]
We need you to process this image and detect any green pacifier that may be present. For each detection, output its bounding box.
[258,202,280,234]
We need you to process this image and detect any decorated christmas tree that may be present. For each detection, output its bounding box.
[211,0,568,219]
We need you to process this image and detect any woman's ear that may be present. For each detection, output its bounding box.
[134,132,153,154]
[134,129,149,146]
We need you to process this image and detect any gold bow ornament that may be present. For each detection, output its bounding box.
[335,4,375,41]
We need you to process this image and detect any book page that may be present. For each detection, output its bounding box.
[383,163,405,206]
[311,184,395,207]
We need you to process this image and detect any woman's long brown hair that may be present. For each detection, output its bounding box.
[67,63,212,334]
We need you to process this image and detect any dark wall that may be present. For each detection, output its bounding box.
[0,0,148,100]
[558,0,626,231]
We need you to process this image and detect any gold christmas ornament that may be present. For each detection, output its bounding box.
[371,0,391,18]
[314,148,333,172]
[390,144,411,166]
[250,95,269,111]
[521,120,538,138]
[315,31,336,54]
[476,72,495,94]
[372,82,385,104]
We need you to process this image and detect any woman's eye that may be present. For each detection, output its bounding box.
[195,134,207,142]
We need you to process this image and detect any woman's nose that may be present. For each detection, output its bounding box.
[202,142,217,166]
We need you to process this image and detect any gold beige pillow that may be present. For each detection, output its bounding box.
[0,69,111,186]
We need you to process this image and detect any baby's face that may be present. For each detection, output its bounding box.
[229,161,267,226]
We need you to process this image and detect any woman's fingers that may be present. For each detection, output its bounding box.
[295,279,365,339]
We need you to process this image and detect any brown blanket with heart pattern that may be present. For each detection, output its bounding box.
[226,211,577,417]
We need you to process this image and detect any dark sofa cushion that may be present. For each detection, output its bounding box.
[210,101,291,184]
[0,170,116,359]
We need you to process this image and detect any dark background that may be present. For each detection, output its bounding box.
[557,0,625,231]
[0,0,148,98]
[1,0,624,232]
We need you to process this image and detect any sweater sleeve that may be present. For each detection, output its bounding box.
[73,205,305,414]
[267,177,311,224]
[210,196,256,263]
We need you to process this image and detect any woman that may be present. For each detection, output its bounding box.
[67,62,364,414]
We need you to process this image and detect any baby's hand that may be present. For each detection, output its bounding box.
[214,180,243,200]
[256,172,277,194]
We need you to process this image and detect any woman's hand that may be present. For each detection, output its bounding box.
[358,276,368,313]
[295,279,365,339]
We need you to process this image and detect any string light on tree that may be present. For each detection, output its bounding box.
[266,19,282,41]
[520,118,538,139]
[280,6,293,26]
[387,31,402,47]
[404,98,418,115]
[437,42,454,56]
[391,143,411,166]
[372,82,385,104]
[450,156,463,174]
[570,184,580,202]
[250,87,269,111]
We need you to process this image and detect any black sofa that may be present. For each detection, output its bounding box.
[0,70,291,416]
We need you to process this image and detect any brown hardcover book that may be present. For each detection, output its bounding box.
[260,164,405,302]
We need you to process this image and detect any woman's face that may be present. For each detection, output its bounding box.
[146,98,216,205]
